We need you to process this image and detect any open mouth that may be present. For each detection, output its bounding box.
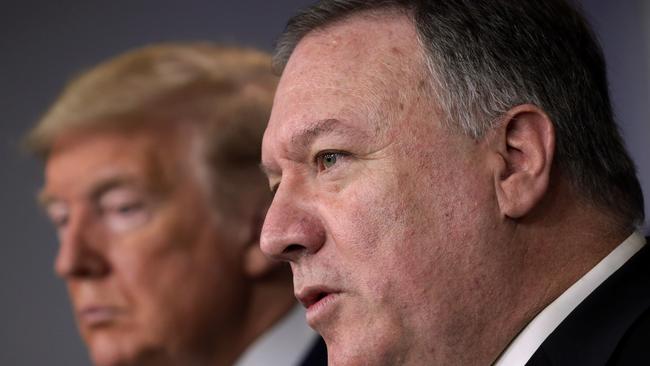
[299,288,331,309]
[310,291,330,308]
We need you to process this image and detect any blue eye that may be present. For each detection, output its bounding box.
[316,151,348,172]
[322,153,338,168]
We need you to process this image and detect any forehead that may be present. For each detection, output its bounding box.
[287,10,420,80]
[263,11,426,159]
[43,127,188,200]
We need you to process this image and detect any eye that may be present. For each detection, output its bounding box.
[45,201,69,229]
[315,151,348,172]
[99,187,151,234]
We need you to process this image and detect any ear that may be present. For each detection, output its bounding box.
[243,197,281,279]
[493,104,555,219]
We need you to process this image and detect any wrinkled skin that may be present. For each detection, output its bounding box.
[43,127,254,366]
[261,11,521,366]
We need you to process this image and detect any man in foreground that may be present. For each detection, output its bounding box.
[260,1,648,365]
[27,43,325,366]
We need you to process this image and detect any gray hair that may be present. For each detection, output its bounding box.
[273,0,645,228]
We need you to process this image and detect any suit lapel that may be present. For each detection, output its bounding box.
[526,243,650,365]
[298,336,327,366]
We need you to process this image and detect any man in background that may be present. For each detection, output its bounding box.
[27,43,325,366]
[260,1,648,365]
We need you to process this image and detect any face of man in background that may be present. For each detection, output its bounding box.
[41,126,255,366]
[261,12,513,365]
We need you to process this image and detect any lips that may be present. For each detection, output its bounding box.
[296,286,340,325]
[77,305,123,327]
[298,287,332,308]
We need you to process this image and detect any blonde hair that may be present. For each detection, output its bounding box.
[26,42,276,157]
[26,42,277,211]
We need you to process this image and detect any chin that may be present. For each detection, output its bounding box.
[90,350,127,366]
[327,345,388,366]
[325,334,392,366]
[87,334,143,366]
[325,319,405,366]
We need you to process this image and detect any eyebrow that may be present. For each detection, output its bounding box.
[260,118,369,177]
[37,190,56,208]
[290,118,364,149]
[88,177,140,202]
[37,176,140,208]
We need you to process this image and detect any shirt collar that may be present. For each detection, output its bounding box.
[234,304,317,366]
[494,231,646,366]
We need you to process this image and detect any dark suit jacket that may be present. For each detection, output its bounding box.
[298,336,327,366]
[526,239,650,365]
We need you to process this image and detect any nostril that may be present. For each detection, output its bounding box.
[55,241,110,279]
[283,243,305,256]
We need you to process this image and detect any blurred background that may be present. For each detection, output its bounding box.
[1,1,648,364]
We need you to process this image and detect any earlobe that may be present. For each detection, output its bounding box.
[493,104,555,219]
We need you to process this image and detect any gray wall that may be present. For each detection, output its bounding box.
[1,1,647,364]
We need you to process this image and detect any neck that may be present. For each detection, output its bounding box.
[206,272,296,366]
[478,188,632,364]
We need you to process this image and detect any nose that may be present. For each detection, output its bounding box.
[260,182,326,262]
[54,207,109,279]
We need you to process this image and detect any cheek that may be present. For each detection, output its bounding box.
[327,177,399,259]
[337,167,427,260]
[324,169,416,294]
[109,214,200,314]
[327,151,493,295]
[113,233,170,289]
[111,214,246,336]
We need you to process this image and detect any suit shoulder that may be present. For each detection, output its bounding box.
[607,307,650,365]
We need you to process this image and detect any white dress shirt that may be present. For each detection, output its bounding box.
[494,231,646,366]
[234,305,319,366]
